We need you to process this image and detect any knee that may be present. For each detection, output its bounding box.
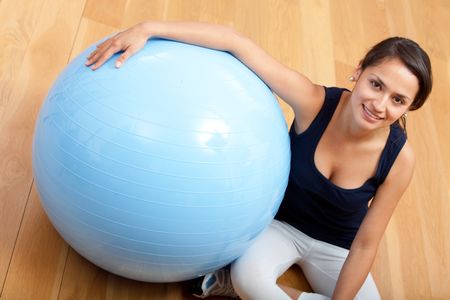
[230,259,275,299]
[230,259,254,295]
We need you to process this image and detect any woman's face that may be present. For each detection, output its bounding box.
[350,58,419,131]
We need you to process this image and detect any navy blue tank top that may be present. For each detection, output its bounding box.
[275,87,407,249]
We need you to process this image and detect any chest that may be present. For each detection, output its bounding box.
[288,130,379,210]
[314,133,384,190]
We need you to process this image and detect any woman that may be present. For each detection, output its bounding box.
[86,21,432,300]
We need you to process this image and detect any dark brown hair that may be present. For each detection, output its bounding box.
[360,37,433,111]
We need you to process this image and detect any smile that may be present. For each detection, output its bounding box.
[362,104,384,121]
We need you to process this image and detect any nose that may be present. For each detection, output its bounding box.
[372,94,390,113]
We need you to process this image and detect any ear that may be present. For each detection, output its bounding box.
[350,64,362,81]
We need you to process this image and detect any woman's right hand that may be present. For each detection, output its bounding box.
[85,22,151,70]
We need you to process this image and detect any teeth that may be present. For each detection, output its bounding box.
[364,105,382,120]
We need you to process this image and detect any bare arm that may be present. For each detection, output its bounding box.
[332,142,416,300]
[85,21,323,117]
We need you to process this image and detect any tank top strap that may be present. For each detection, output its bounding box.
[302,87,346,143]
[375,123,407,185]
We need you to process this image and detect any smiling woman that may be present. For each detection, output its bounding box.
[352,37,433,137]
[358,37,432,111]
[349,58,419,130]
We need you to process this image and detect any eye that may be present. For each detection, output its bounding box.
[370,80,381,89]
[393,96,405,105]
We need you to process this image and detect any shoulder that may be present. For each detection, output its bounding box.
[393,140,415,174]
[293,84,326,133]
[384,140,415,187]
[398,140,415,164]
[293,82,325,114]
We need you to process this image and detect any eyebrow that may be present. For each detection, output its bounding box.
[371,74,412,101]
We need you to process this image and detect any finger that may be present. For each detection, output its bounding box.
[85,50,104,66]
[96,38,114,50]
[87,49,98,60]
[87,38,115,59]
[96,34,119,49]
[86,45,106,62]
[91,47,120,70]
[116,42,147,68]
[86,39,123,67]
[114,46,136,68]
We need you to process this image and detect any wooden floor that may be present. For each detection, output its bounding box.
[1,0,449,299]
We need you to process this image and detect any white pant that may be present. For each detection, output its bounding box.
[230,220,380,300]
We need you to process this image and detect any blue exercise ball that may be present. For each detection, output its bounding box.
[32,38,290,282]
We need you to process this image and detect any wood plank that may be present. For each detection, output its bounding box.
[164,0,236,24]
[1,187,68,299]
[0,0,49,292]
[0,0,85,295]
[59,248,190,300]
[230,0,300,125]
[0,0,45,119]
[298,0,335,86]
[121,0,169,27]
[83,0,127,28]
[428,55,450,191]
[70,18,118,60]
[0,0,86,297]
[408,105,450,299]
[408,0,450,61]
[409,7,450,295]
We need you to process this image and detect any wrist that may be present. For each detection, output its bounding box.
[137,21,159,39]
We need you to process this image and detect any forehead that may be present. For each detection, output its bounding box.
[364,58,419,100]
